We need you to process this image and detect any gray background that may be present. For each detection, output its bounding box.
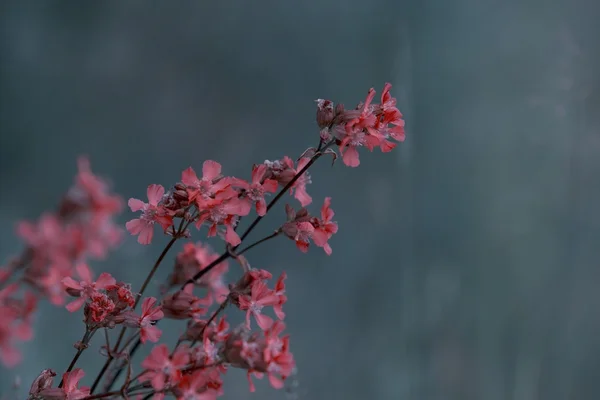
[2,1,600,399]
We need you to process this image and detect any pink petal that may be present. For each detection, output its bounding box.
[128,198,146,212]
[75,263,93,283]
[251,164,267,183]
[202,160,222,180]
[95,273,116,290]
[262,179,278,193]
[225,226,241,246]
[294,187,312,207]
[255,313,273,330]
[62,277,83,291]
[341,146,360,167]
[126,218,145,235]
[268,373,284,389]
[66,296,87,312]
[146,184,165,206]
[255,199,267,216]
[141,325,162,344]
[181,167,199,186]
[137,225,154,245]
[141,297,157,315]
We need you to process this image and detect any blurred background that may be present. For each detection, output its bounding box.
[1,1,600,399]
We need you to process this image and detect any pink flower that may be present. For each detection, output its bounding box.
[62,263,116,312]
[237,280,279,330]
[195,188,249,246]
[39,368,90,400]
[230,164,278,216]
[181,160,230,202]
[126,184,173,245]
[310,197,338,255]
[140,344,190,391]
[123,297,164,344]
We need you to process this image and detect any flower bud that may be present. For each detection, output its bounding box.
[29,369,56,398]
[315,99,334,128]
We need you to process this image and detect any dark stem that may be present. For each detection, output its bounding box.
[59,329,94,387]
[190,298,230,348]
[90,235,180,393]
[237,231,280,256]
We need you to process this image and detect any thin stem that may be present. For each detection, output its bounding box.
[90,235,180,393]
[237,231,281,256]
[59,329,94,387]
[190,298,229,348]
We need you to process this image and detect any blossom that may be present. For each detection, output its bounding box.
[230,164,278,216]
[181,161,230,202]
[140,344,190,391]
[237,280,279,330]
[310,197,338,255]
[62,263,116,312]
[126,184,173,245]
[123,297,164,344]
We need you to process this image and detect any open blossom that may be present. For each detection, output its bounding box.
[123,297,164,344]
[229,164,278,216]
[140,344,190,392]
[237,280,280,330]
[310,197,338,255]
[62,263,116,312]
[38,368,90,400]
[126,184,173,245]
[181,161,231,202]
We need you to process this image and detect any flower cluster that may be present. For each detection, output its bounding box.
[0,158,123,368]
[0,83,405,399]
[317,82,406,167]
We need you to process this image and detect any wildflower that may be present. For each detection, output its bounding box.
[310,197,338,255]
[139,344,190,391]
[62,263,116,312]
[229,164,278,216]
[123,297,164,344]
[237,280,279,330]
[126,184,173,245]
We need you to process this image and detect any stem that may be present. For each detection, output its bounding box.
[90,235,180,394]
[190,298,229,348]
[237,231,280,256]
[59,329,94,387]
